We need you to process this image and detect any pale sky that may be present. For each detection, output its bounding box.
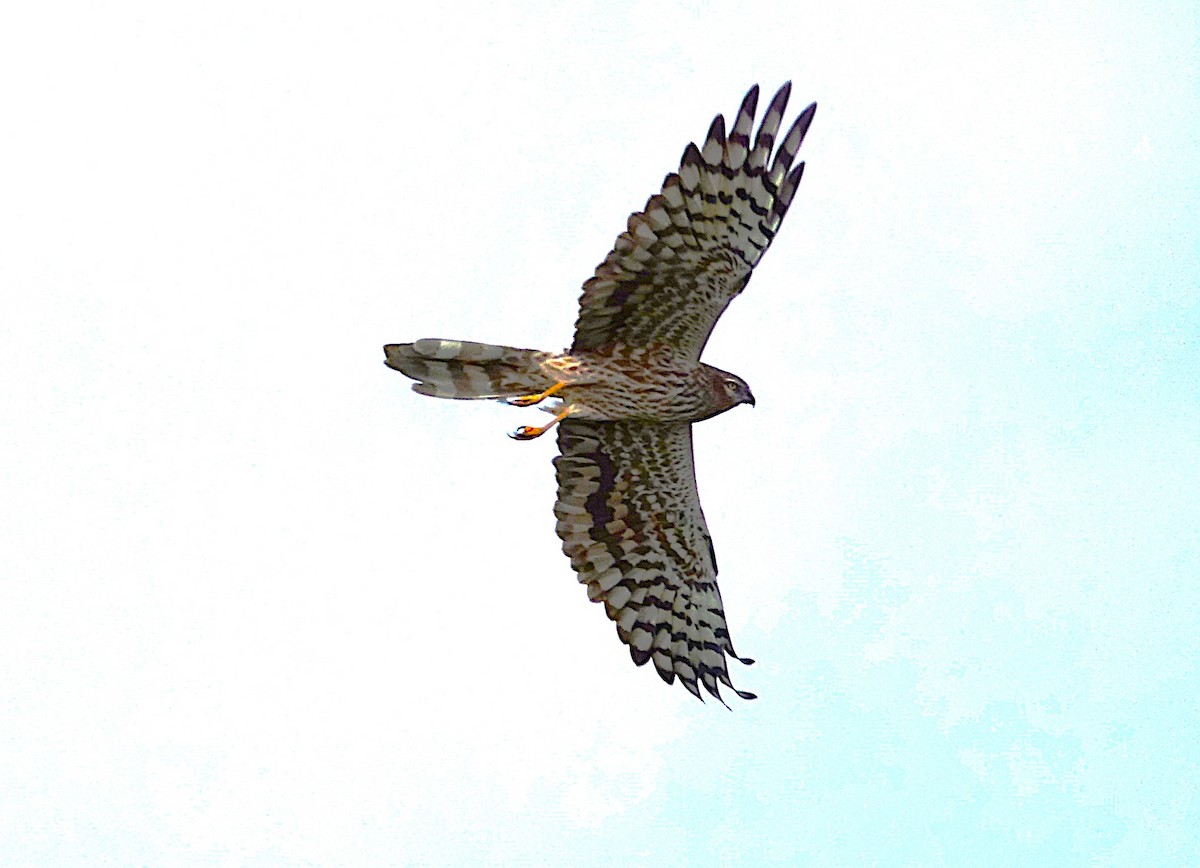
[2,1,1198,865]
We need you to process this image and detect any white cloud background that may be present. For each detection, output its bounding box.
[2,1,1197,864]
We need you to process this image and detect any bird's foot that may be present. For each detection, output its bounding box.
[509,425,546,440]
[507,402,575,440]
[507,381,566,407]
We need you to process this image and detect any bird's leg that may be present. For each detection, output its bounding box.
[509,403,574,440]
[506,380,566,407]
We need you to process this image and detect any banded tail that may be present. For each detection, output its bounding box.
[384,339,555,400]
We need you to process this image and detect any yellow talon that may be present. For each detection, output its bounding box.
[508,380,566,407]
[508,402,574,440]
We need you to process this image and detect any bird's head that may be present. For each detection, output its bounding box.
[702,365,755,418]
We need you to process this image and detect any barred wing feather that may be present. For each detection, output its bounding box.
[553,419,754,703]
[571,83,816,359]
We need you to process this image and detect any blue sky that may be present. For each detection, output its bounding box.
[2,1,1197,865]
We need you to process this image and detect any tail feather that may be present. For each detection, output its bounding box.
[383,339,554,400]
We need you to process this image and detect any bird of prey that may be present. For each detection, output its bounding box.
[385,83,816,704]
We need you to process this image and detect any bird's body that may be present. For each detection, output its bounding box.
[384,83,816,703]
[385,339,752,424]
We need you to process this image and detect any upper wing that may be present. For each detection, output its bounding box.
[553,419,754,704]
[570,83,816,358]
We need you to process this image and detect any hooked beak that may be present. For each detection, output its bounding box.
[746,391,756,408]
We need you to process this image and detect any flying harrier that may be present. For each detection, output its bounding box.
[385,83,816,704]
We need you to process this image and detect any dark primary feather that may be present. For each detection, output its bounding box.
[553,420,755,705]
[570,83,817,359]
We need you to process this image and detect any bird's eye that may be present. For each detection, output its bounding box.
[724,378,740,392]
